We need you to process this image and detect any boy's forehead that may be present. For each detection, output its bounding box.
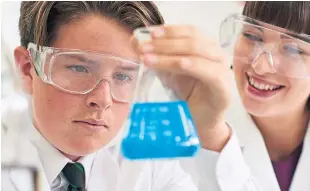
[52,15,138,61]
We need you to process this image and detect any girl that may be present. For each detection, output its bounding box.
[137,1,310,191]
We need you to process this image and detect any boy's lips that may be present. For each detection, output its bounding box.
[73,118,109,129]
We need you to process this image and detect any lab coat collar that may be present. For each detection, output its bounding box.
[87,148,147,191]
[226,78,310,191]
[289,123,310,190]
[226,81,281,190]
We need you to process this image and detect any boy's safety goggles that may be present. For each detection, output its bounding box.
[27,43,140,103]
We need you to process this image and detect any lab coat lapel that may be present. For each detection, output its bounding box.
[225,81,280,191]
[116,159,146,191]
[9,146,51,191]
[35,165,51,191]
[87,148,147,191]
[289,123,310,191]
[87,149,119,191]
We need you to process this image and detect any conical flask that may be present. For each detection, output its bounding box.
[121,27,201,160]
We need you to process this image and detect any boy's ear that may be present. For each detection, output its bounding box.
[14,46,34,95]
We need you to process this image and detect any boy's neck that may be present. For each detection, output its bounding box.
[60,151,81,162]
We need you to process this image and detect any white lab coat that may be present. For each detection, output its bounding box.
[6,144,197,191]
[179,77,310,191]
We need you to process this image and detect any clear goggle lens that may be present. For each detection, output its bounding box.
[220,15,310,78]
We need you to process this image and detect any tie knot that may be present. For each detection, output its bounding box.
[62,162,85,190]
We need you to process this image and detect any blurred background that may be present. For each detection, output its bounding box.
[1,1,243,190]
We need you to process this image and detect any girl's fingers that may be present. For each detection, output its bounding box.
[139,38,223,62]
[142,54,228,84]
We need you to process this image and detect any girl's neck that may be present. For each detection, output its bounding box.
[252,106,309,161]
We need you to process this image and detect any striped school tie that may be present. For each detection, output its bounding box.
[62,162,86,191]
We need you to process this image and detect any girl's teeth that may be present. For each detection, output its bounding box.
[248,77,281,91]
[254,82,259,87]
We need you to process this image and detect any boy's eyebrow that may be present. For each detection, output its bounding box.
[65,54,97,64]
[116,65,139,71]
[63,54,140,71]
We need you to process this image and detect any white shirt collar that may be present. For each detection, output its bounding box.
[77,152,97,188]
[25,124,96,186]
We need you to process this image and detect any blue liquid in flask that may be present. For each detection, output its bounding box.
[121,101,201,160]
